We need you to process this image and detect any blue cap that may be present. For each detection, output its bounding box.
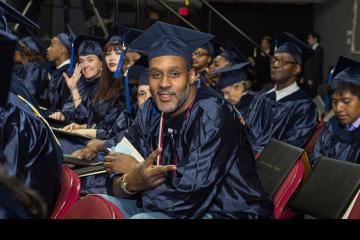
[0,1,39,32]
[332,56,360,87]
[19,35,45,55]
[127,56,148,83]
[74,34,106,59]
[226,40,248,63]
[107,24,129,43]
[138,69,149,86]
[218,50,240,64]
[199,41,215,57]
[56,33,72,52]
[274,32,314,66]
[129,21,213,63]
[0,30,17,106]
[213,62,250,89]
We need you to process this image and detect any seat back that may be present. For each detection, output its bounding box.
[64,195,124,219]
[50,165,81,219]
[304,121,325,153]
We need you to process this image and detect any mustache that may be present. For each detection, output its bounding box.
[156,88,176,95]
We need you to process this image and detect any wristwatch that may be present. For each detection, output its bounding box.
[120,174,138,195]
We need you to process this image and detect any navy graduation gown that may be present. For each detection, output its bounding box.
[47,63,71,112]
[243,89,318,155]
[109,86,274,219]
[17,61,49,107]
[309,116,360,165]
[62,76,99,124]
[235,92,254,115]
[0,93,62,214]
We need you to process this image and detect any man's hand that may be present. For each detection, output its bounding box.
[125,148,177,192]
[48,112,65,121]
[104,152,139,174]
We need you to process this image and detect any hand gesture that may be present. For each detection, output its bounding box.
[124,148,177,192]
[63,63,82,91]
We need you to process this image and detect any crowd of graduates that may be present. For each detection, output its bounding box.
[0,1,360,219]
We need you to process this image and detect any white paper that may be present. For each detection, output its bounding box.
[109,137,145,162]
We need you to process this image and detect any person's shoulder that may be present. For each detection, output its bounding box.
[195,87,234,122]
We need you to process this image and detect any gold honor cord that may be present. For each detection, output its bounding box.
[17,95,61,147]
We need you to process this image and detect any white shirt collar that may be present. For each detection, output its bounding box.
[312,43,319,50]
[57,59,70,69]
[267,81,300,101]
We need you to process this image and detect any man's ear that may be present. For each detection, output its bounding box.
[188,67,196,85]
[293,64,302,76]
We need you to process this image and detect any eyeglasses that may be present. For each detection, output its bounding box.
[270,57,297,67]
[192,52,209,58]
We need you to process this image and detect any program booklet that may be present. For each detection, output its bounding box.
[109,137,145,162]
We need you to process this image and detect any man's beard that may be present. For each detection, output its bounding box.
[156,84,191,113]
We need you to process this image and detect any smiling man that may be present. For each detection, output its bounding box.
[243,32,318,156]
[99,21,274,219]
[309,56,360,165]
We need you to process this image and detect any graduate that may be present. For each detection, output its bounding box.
[14,35,49,107]
[192,42,215,78]
[214,62,254,114]
[309,56,360,165]
[243,32,318,156]
[70,63,151,161]
[0,2,62,216]
[46,33,73,112]
[0,23,46,219]
[98,21,273,219]
[48,34,105,124]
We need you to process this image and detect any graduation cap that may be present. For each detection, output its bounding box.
[214,62,250,89]
[73,34,106,60]
[107,24,129,43]
[129,21,214,63]
[332,56,360,87]
[0,1,39,32]
[274,32,314,66]
[138,69,149,86]
[226,40,249,63]
[112,28,144,79]
[0,30,17,106]
[19,35,46,55]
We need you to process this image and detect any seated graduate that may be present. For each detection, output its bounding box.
[243,32,318,156]
[71,65,151,161]
[0,6,62,216]
[61,28,144,139]
[45,33,72,112]
[213,62,254,114]
[309,56,360,165]
[48,34,105,124]
[192,42,214,80]
[98,21,274,219]
[13,35,49,107]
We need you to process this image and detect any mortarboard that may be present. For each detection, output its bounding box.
[56,33,72,52]
[274,32,314,66]
[0,1,39,32]
[138,68,149,86]
[0,30,17,106]
[226,40,249,63]
[332,56,360,87]
[129,21,213,63]
[198,41,215,57]
[19,35,46,55]
[73,34,106,59]
[214,62,250,89]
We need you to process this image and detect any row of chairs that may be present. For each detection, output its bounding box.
[50,165,124,219]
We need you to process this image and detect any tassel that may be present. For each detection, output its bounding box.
[113,43,127,79]
[124,70,131,114]
[68,42,75,75]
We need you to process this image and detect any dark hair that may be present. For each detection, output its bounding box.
[92,41,124,104]
[309,32,321,43]
[0,164,47,218]
[262,35,272,45]
[329,82,360,99]
[18,42,46,64]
